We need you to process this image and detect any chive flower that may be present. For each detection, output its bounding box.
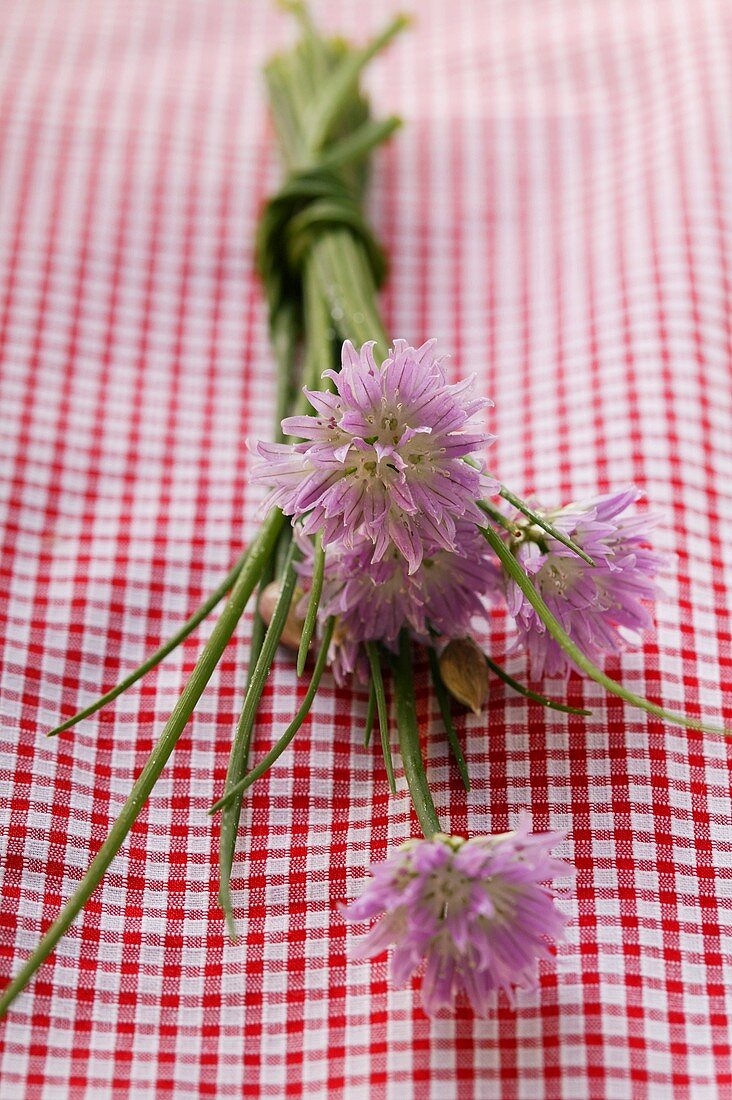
[254,339,498,574]
[503,488,662,678]
[295,520,499,684]
[341,816,570,1016]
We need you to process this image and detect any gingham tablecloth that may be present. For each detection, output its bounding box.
[1,1,731,1096]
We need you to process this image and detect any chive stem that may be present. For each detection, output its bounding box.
[218,539,299,936]
[210,617,336,815]
[365,642,396,794]
[427,648,471,792]
[0,509,283,1017]
[496,485,596,567]
[483,654,592,716]
[47,548,252,738]
[394,632,443,838]
[363,678,377,747]
[482,523,730,736]
[303,15,409,155]
[297,532,324,677]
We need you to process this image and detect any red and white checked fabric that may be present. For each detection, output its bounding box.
[1,0,731,1095]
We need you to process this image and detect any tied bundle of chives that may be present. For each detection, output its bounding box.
[1,3,727,1019]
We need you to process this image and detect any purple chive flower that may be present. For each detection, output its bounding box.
[253,339,498,574]
[503,487,662,679]
[295,521,500,684]
[341,815,570,1016]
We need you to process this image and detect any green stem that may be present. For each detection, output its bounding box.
[477,499,520,537]
[271,516,292,576]
[0,508,284,1018]
[210,617,336,815]
[496,484,596,567]
[265,59,305,168]
[482,522,730,736]
[483,654,592,716]
[47,547,252,738]
[311,232,389,358]
[297,531,324,676]
[365,642,396,794]
[394,632,443,838]
[218,540,299,935]
[232,291,299,790]
[245,571,272,692]
[270,300,299,444]
[313,116,402,175]
[427,647,471,792]
[248,300,296,665]
[363,678,377,747]
[303,15,410,155]
[301,251,336,395]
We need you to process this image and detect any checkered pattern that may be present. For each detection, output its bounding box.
[1,0,731,1095]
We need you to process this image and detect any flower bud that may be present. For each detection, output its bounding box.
[438,638,489,714]
[257,582,307,652]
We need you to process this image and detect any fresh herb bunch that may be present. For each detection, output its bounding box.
[1,3,727,1019]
